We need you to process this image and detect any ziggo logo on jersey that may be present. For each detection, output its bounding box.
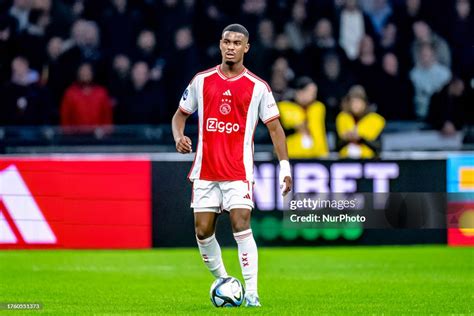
[206,118,240,134]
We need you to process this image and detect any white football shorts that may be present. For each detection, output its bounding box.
[191,180,254,213]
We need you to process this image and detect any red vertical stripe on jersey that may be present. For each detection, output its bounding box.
[200,74,255,180]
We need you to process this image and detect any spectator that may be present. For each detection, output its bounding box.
[193,2,226,65]
[165,26,198,111]
[256,18,274,48]
[390,0,422,68]
[239,0,267,38]
[0,14,18,85]
[393,0,426,40]
[278,77,329,158]
[108,54,131,116]
[270,73,289,103]
[42,36,64,108]
[378,22,398,56]
[270,57,294,102]
[0,0,469,135]
[313,18,338,51]
[132,29,164,72]
[411,20,451,68]
[353,35,383,102]
[70,0,84,19]
[377,22,409,75]
[60,62,112,126]
[0,56,51,126]
[45,36,62,60]
[57,19,105,93]
[69,19,102,64]
[449,0,474,80]
[365,0,393,38]
[17,8,50,72]
[427,78,469,136]
[284,2,308,53]
[409,43,451,120]
[272,32,302,75]
[132,29,165,82]
[32,0,75,38]
[317,52,354,125]
[246,19,275,80]
[157,0,193,54]
[101,0,142,56]
[303,18,347,78]
[376,53,414,120]
[9,0,31,33]
[116,61,166,125]
[398,0,425,22]
[336,86,385,159]
[337,0,374,60]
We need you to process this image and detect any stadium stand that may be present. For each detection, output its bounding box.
[0,0,472,153]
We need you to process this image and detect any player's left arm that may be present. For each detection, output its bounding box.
[266,119,292,196]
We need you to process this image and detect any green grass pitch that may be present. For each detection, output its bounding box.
[0,246,472,315]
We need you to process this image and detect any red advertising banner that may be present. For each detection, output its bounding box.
[0,156,151,249]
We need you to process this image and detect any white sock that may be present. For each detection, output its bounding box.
[234,229,258,295]
[196,234,228,278]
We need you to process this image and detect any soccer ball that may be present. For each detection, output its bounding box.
[209,276,245,307]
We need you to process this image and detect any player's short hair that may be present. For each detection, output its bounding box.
[222,24,249,40]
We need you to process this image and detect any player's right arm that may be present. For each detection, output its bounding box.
[172,80,198,154]
[172,109,192,153]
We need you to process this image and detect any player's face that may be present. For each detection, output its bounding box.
[220,31,249,65]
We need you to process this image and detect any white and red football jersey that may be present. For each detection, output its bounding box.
[179,65,280,182]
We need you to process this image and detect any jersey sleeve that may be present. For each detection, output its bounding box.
[178,79,198,114]
[258,86,280,124]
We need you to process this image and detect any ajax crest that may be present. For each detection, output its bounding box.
[220,103,231,115]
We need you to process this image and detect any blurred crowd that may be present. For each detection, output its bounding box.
[0,0,472,143]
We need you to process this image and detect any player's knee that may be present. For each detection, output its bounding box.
[230,218,250,233]
[195,225,214,240]
[230,209,251,233]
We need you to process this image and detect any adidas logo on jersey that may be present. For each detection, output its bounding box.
[222,89,232,96]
